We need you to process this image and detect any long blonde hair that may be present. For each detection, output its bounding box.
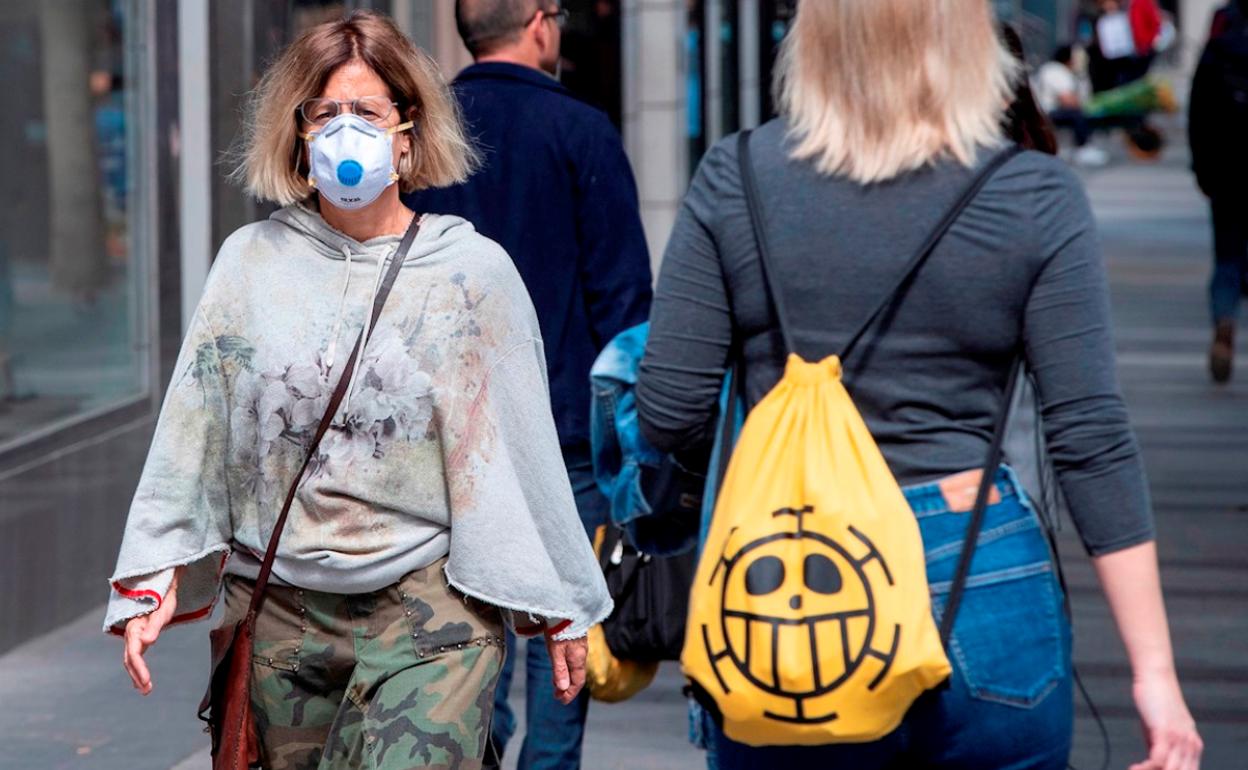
[234,11,476,205]
[774,0,1017,184]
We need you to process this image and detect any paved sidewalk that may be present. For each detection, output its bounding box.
[1,137,1243,770]
[0,605,212,770]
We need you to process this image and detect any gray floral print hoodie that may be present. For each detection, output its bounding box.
[104,204,611,640]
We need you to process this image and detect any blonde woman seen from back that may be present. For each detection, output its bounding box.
[637,1,1201,768]
[105,11,609,769]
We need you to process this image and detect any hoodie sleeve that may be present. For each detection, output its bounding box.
[103,305,234,634]
[439,337,613,640]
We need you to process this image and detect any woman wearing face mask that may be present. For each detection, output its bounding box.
[103,11,609,769]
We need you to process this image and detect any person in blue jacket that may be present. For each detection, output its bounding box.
[405,2,652,768]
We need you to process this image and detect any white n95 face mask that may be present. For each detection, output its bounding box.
[304,113,414,210]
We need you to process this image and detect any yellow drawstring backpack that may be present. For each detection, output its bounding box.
[682,133,1020,746]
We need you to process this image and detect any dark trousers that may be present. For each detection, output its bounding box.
[1210,196,1248,323]
[1048,109,1093,147]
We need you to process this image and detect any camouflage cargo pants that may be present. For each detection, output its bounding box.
[219,557,505,770]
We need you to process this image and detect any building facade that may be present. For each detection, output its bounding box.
[0,0,1226,654]
[0,0,400,655]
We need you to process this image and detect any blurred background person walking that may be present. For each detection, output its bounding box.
[1189,0,1248,383]
[1032,45,1110,166]
[1088,0,1165,91]
[406,2,652,768]
[637,0,1202,767]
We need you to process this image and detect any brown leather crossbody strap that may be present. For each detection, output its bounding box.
[245,214,423,616]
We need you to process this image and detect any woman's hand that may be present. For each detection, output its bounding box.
[545,633,588,705]
[1129,668,1203,770]
[122,570,180,695]
[1092,542,1202,770]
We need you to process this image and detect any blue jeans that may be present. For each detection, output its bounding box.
[490,445,609,770]
[1210,197,1248,323]
[711,467,1073,770]
[1048,108,1093,147]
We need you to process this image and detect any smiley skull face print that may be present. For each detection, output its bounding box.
[702,505,900,727]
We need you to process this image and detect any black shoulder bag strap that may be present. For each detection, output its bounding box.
[246,214,422,617]
[736,129,1023,648]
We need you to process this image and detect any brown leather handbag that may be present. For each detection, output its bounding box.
[197,216,421,769]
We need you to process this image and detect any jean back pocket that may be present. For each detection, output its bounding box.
[931,558,1067,708]
[918,484,1070,710]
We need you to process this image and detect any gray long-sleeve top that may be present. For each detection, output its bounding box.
[636,120,1154,556]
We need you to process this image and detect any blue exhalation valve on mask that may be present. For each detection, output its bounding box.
[303,113,414,210]
[336,159,365,187]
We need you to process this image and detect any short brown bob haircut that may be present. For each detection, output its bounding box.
[234,11,476,206]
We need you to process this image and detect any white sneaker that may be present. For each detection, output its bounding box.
[1073,145,1109,167]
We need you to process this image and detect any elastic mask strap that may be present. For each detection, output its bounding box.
[303,121,414,186]
[301,120,412,142]
[299,132,316,188]
[388,122,414,182]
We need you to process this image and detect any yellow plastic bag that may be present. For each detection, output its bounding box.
[682,355,951,746]
[585,526,659,703]
[586,623,658,703]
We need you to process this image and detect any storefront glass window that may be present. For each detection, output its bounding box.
[687,0,707,178]
[758,0,796,120]
[0,1,149,448]
[719,0,740,137]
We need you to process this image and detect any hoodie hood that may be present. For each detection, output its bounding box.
[271,202,477,266]
[273,202,481,386]
[268,204,482,407]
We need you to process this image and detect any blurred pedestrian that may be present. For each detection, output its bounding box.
[104,11,610,769]
[1190,0,1248,383]
[1127,0,1164,79]
[1032,45,1112,166]
[637,0,1202,768]
[1090,0,1135,91]
[1088,0,1161,91]
[405,2,652,768]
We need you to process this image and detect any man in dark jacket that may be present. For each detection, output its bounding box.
[405,2,652,767]
[1190,0,1248,382]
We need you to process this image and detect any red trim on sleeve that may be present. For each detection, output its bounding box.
[109,553,232,637]
[112,581,163,611]
[111,599,217,636]
[543,619,573,638]
[170,605,214,624]
[514,621,545,637]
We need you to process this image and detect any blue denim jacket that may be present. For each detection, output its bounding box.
[591,323,747,555]
[591,322,745,748]
[590,323,665,549]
